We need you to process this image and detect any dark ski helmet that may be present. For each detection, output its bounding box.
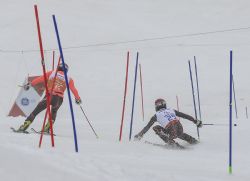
[155,98,166,111]
[57,63,69,73]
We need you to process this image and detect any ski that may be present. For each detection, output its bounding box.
[30,128,56,136]
[144,140,186,150]
[10,127,29,134]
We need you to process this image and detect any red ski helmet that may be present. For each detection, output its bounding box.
[155,98,166,111]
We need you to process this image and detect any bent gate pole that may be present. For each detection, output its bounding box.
[129,52,139,141]
[53,15,79,152]
[188,60,200,140]
[34,5,55,147]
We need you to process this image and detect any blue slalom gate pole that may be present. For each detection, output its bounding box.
[194,56,202,121]
[129,52,139,141]
[232,76,238,119]
[229,50,233,174]
[188,60,200,139]
[53,15,79,152]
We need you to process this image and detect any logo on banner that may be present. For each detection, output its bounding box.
[21,98,29,106]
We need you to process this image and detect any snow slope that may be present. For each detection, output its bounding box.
[0,0,250,180]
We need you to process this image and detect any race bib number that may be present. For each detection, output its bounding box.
[156,108,177,127]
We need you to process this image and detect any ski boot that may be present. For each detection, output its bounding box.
[43,120,55,134]
[16,120,32,133]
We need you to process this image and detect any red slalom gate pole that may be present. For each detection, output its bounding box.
[139,63,145,122]
[39,57,61,148]
[119,51,130,141]
[34,5,55,147]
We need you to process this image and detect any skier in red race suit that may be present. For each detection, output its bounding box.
[17,63,82,132]
[134,98,203,148]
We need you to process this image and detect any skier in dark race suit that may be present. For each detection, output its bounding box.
[17,63,82,133]
[134,98,203,148]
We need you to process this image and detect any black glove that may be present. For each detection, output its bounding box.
[134,134,143,141]
[75,98,82,105]
[23,82,30,91]
[195,120,203,128]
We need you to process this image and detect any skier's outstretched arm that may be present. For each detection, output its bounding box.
[174,110,202,127]
[31,71,53,86]
[69,79,81,104]
[134,115,157,140]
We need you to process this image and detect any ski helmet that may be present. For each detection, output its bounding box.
[155,98,166,111]
[57,63,69,73]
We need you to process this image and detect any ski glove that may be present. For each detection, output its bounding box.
[134,134,143,141]
[23,82,30,91]
[195,120,203,128]
[75,98,82,105]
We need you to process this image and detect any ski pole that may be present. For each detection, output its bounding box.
[203,123,237,126]
[79,105,99,139]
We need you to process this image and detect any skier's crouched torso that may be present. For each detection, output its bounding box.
[154,108,183,140]
[156,108,178,129]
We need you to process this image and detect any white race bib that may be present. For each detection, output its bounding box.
[156,108,177,128]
